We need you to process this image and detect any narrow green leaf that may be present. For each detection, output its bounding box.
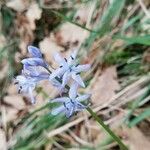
[129,108,150,127]
[116,35,150,45]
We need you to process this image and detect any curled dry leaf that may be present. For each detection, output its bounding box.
[6,0,29,12]
[91,66,120,106]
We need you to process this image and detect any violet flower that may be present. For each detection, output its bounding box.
[21,46,48,69]
[49,50,90,88]
[50,82,90,117]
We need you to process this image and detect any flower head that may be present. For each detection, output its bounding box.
[21,46,48,69]
[50,82,90,117]
[15,74,37,104]
[49,50,90,88]
[15,63,50,104]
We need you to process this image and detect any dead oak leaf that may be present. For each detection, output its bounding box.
[91,66,120,106]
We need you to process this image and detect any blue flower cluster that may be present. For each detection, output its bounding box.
[15,46,91,117]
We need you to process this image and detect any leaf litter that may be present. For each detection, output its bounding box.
[0,0,150,149]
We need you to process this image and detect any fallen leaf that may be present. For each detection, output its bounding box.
[4,95,25,110]
[6,0,29,12]
[122,126,150,150]
[39,35,64,64]
[26,2,42,30]
[5,107,18,122]
[0,129,7,150]
[91,66,120,106]
[55,22,89,50]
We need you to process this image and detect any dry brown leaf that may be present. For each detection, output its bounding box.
[26,2,42,30]
[39,35,64,64]
[122,126,150,150]
[5,107,18,122]
[15,15,34,54]
[91,66,120,106]
[55,22,89,49]
[74,4,93,25]
[6,0,29,12]
[0,61,9,80]
[0,129,7,150]
[7,84,18,95]
[4,95,25,110]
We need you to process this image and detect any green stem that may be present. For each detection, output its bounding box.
[86,107,128,150]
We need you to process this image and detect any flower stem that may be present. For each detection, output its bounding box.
[86,107,128,150]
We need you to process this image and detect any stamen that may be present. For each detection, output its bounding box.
[76,72,80,75]
[70,99,75,104]
[60,65,63,68]
[71,56,74,60]
[64,58,67,62]
[18,89,21,94]
[14,81,19,85]
[75,64,79,67]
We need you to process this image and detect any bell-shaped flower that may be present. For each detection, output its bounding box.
[21,46,48,69]
[49,50,90,88]
[15,75,37,104]
[15,66,50,104]
[50,82,91,117]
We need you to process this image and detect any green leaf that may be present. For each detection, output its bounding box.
[129,108,150,127]
[97,0,126,36]
[116,35,150,45]
[84,0,126,50]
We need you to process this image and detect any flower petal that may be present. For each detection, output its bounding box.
[51,106,65,115]
[53,52,68,67]
[62,71,71,87]
[74,64,90,73]
[28,46,42,58]
[67,49,78,65]
[71,73,85,87]
[66,106,74,118]
[69,82,78,100]
[50,97,70,103]
[76,94,91,102]
[49,67,65,80]
[29,87,36,104]
[21,58,47,68]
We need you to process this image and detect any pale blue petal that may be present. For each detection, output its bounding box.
[49,68,65,80]
[67,49,78,65]
[53,52,68,67]
[21,58,47,68]
[74,64,90,73]
[66,106,74,118]
[50,97,70,103]
[71,73,85,87]
[51,106,65,115]
[29,87,36,104]
[76,94,91,102]
[69,82,78,100]
[28,46,42,58]
[62,71,71,87]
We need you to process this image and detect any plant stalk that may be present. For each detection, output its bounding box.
[87,107,128,150]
